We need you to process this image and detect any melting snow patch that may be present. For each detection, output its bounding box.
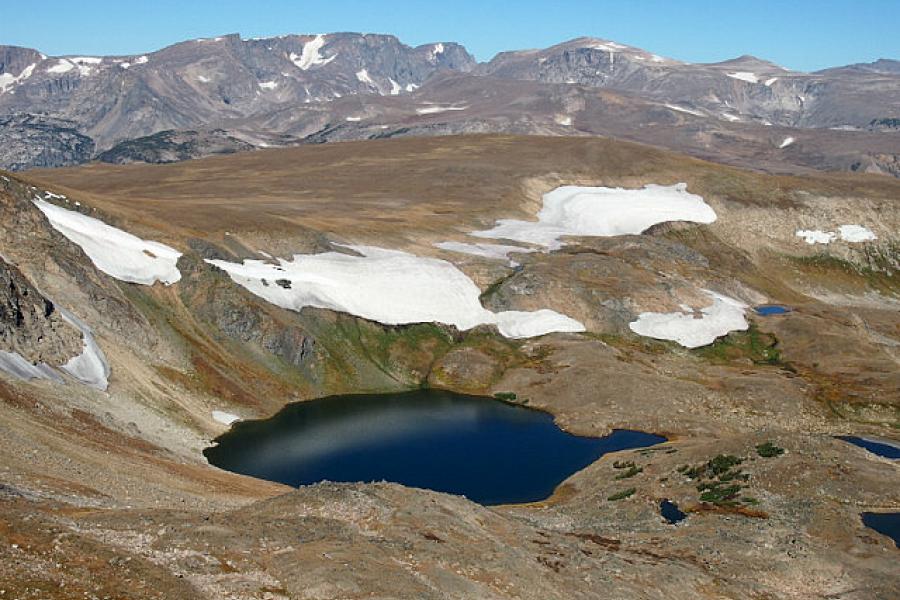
[796,230,836,244]
[665,104,705,117]
[720,113,741,122]
[629,291,748,348]
[779,136,795,148]
[355,68,374,85]
[47,59,74,74]
[389,78,402,95]
[764,77,779,86]
[258,80,278,90]
[429,43,445,61]
[555,114,573,126]
[839,225,876,242]
[33,199,182,286]
[59,309,110,391]
[196,75,211,83]
[416,105,468,115]
[0,63,36,93]
[472,184,716,249]
[206,245,583,339]
[727,71,759,84]
[345,116,362,122]
[291,35,336,70]
[213,411,241,425]
[0,351,63,383]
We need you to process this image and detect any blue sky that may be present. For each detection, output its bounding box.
[2,0,898,71]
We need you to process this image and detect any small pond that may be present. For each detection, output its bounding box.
[660,499,687,524]
[837,436,900,460]
[205,389,665,505]
[754,305,791,316]
[862,513,900,548]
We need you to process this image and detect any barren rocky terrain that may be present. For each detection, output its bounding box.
[0,135,897,598]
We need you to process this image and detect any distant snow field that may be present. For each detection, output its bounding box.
[472,183,716,249]
[726,71,759,84]
[59,309,110,391]
[796,225,876,244]
[33,199,183,286]
[628,291,749,348]
[778,136,795,148]
[665,104,705,117]
[207,245,584,339]
[416,105,468,115]
[291,34,336,70]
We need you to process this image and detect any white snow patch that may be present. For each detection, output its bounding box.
[0,351,63,383]
[405,83,419,92]
[345,116,362,122]
[290,35,336,70]
[0,63,36,92]
[133,55,148,65]
[555,114,573,126]
[206,245,583,339]
[429,43,445,61]
[665,104,705,117]
[629,291,748,348]
[59,309,110,391]
[416,105,468,115]
[47,59,75,74]
[796,230,836,244]
[472,183,716,249]
[839,225,877,243]
[33,199,182,286]
[727,71,759,83]
[764,77,778,86]
[258,80,278,90]
[778,136,795,148]
[389,78,402,95]
[196,75,211,83]
[213,410,241,425]
[355,68,374,85]
[434,241,535,262]
[720,113,741,122]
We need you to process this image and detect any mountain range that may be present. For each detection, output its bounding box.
[1,33,899,176]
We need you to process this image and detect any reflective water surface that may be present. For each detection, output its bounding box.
[205,389,666,505]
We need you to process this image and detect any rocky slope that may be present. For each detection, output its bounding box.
[1,35,898,178]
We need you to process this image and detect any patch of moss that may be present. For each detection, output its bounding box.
[493,391,517,402]
[693,323,782,365]
[607,488,636,501]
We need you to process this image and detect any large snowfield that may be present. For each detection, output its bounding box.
[472,184,717,249]
[628,291,749,348]
[34,199,183,286]
[207,245,585,339]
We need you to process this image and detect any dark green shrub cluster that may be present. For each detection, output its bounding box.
[607,488,636,501]
[755,441,785,458]
[492,391,517,401]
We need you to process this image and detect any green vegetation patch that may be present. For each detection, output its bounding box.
[493,391,518,402]
[755,441,785,458]
[608,488,636,501]
[693,323,782,365]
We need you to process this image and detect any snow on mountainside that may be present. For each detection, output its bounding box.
[0,34,898,173]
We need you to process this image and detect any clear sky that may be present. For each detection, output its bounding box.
[2,0,898,72]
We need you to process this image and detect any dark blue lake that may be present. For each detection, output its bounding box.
[754,305,791,316]
[862,513,900,548]
[660,499,687,524]
[838,436,900,460]
[204,389,665,505]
